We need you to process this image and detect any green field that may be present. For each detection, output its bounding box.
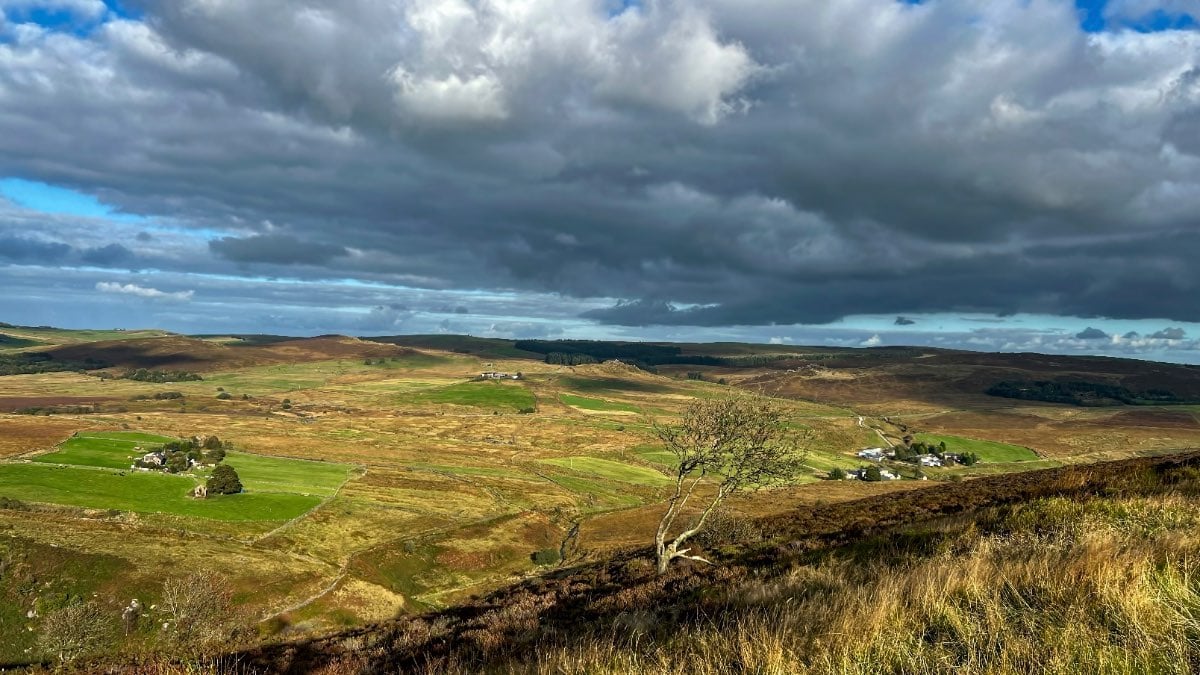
[916,433,1040,463]
[538,456,672,485]
[0,333,42,349]
[222,452,353,496]
[559,394,641,413]
[33,431,178,469]
[560,376,671,394]
[634,447,680,468]
[420,380,536,410]
[0,464,319,521]
[12,431,352,519]
[800,449,865,473]
[540,474,643,509]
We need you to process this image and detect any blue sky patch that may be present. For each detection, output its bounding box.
[0,178,145,223]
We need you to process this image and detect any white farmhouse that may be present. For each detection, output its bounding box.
[856,447,886,461]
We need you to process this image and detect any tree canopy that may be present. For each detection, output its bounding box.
[206,464,243,495]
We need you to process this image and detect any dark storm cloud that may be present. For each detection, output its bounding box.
[0,236,70,262]
[80,243,133,265]
[1151,327,1188,340]
[1,0,1200,332]
[209,234,349,266]
[1075,327,1110,340]
[894,316,916,326]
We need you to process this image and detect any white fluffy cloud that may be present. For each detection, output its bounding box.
[95,282,194,301]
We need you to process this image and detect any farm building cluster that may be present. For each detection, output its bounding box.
[478,372,522,380]
[131,434,230,474]
[856,445,973,468]
[854,444,955,466]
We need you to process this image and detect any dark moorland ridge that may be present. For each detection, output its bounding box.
[194,449,1200,675]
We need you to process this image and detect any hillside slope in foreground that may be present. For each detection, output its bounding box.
[188,451,1200,674]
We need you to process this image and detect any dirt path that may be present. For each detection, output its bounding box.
[258,567,350,622]
[857,415,895,448]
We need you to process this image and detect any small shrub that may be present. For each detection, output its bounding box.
[518,406,536,414]
[693,508,761,549]
[0,496,29,511]
[829,467,848,480]
[216,392,232,400]
[530,549,561,566]
[37,601,114,664]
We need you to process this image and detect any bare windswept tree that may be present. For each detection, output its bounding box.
[161,572,238,653]
[37,601,114,664]
[652,396,806,574]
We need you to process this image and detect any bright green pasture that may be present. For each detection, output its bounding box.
[222,451,352,497]
[538,456,672,485]
[560,376,672,394]
[800,449,864,472]
[540,474,642,509]
[916,433,1040,463]
[33,431,176,469]
[201,362,344,393]
[559,394,641,413]
[24,431,352,514]
[0,464,319,521]
[82,431,176,443]
[419,381,535,410]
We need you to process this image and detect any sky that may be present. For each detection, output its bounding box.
[3,0,1200,362]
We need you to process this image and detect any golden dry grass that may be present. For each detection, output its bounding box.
[0,416,92,458]
[425,490,1200,674]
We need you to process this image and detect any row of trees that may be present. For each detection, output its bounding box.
[986,379,1192,406]
[0,353,108,376]
[118,369,203,383]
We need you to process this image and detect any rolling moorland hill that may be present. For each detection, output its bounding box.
[40,335,414,373]
[4,326,1200,671]
[159,452,1200,673]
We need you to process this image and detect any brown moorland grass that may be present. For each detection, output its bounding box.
[190,450,1200,675]
[0,416,90,458]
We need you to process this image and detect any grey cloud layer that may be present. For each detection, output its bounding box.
[1,0,1199,329]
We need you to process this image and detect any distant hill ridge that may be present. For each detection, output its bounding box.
[40,334,414,372]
